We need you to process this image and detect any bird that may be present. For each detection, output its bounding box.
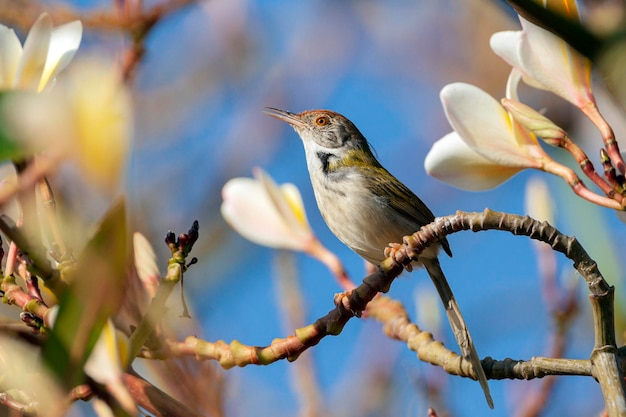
[264,107,493,408]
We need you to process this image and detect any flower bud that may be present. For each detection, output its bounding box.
[501,98,566,146]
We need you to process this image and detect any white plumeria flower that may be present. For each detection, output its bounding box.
[221,168,317,251]
[489,3,592,110]
[222,168,351,287]
[490,2,624,174]
[425,79,553,190]
[2,57,132,192]
[0,13,82,92]
[488,0,621,154]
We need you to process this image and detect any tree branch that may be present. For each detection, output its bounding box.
[141,209,623,416]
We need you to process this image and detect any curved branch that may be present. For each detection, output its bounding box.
[387,209,611,296]
[150,209,624,414]
[388,209,624,415]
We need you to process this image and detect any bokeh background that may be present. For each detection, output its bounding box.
[5,0,626,416]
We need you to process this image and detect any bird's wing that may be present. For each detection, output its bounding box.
[362,166,452,257]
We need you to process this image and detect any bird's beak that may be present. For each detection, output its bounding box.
[263,107,307,128]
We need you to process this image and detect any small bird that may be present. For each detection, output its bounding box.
[264,107,493,408]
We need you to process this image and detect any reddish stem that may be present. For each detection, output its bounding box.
[306,239,356,290]
[558,138,623,204]
[542,160,624,210]
[580,102,625,175]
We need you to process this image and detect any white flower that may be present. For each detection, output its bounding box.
[425,80,552,190]
[2,57,132,192]
[490,3,624,174]
[489,3,592,110]
[221,168,350,285]
[221,168,317,251]
[0,13,82,92]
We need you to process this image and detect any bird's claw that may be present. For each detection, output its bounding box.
[334,291,362,318]
[385,243,413,271]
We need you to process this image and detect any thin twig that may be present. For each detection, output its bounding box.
[558,137,624,203]
[123,370,204,417]
[127,222,199,363]
[541,159,623,210]
[37,176,68,259]
[0,216,58,284]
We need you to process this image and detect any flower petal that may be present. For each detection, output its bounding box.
[67,59,131,191]
[2,90,75,156]
[0,25,22,88]
[505,67,523,102]
[519,17,592,106]
[425,132,523,190]
[491,29,546,92]
[2,58,131,192]
[221,177,313,251]
[440,82,540,168]
[253,168,312,235]
[84,321,135,414]
[15,13,52,90]
[489,30,522,74]
[39,20,82,92]
[280,183,312,230]
[84,321,129,384]
[491,16,593,109]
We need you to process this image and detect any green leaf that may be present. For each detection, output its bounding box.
[0,136,23,160]
[0,92,27,161]
[42,199,128,387]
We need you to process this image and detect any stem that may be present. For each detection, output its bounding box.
[37,176,68,258]
[0,156,56,209]
[600,149,626,194]
[580,102,625,175]
[542,160,624,210]
[0,216,58,283]
[122,370,204,417]
[1,275,48,318]
[4,241,18,277]
[306,239,356,290]
[163,210,617,385]
[559,137,623,203]
[127,262,181,363]
[589,288,626,417]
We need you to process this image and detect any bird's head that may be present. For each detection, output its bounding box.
[264,108,372,155]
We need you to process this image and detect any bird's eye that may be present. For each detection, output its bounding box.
[315,116,329,126]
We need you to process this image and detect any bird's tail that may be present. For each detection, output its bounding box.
[422,257,493,409]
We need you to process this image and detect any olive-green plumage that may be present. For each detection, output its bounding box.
[264,107,493,408]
